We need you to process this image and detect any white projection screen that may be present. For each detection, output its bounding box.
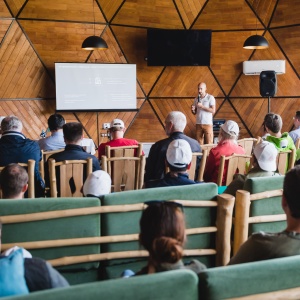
[55,63,137,111]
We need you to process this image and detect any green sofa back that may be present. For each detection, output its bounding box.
[0,197,101,284]
[198,255,300,299]
[100,183,220,279]
[243,175,285,233]
[3,270,199,300]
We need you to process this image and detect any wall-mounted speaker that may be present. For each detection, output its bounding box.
[259,70,277,97]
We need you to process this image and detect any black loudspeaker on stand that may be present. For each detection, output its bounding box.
[259,70,277,113]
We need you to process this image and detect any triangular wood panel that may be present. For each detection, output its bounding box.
[98,0,124,22]
[125,101,166,142]
[0,0,12,17]
[249,0,277,27]
[150,67,223,97]
[174,0,206,29]
[0,20,12,43]
[19,0,106,23]
[271,26,300,76]
[0,21,55,99]
[19,20,107,75]
[270,0,300,27]
[112,0,184,29]
[111,25,164,96]
[193,0,260,30]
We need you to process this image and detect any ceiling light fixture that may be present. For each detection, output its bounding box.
[243,0,269,49]
[82,0,108,50]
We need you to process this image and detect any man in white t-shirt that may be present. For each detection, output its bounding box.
[191,82,216,144]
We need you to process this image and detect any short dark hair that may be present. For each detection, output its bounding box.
[283,165,300,218]
[63,122,83,143]
[48,114,65,131]
[263,113,282,133]
[295,111,300,120]
[0,164,28,199]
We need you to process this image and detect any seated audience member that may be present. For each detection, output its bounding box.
[38,114,65,151]
[229,165,300,265]
[136,200,206,275]
[145,139,200,188]
[224,141,281,195]
[0,222,69,294]
[145,111,201,183]
[203,120,245,185]
[98,119,141,159]
[262,113,295,151]
[289,110,300,145]
[83,170,111,197]
[0,164,28,199]
[48,122,100,171]
[0,116,44,197]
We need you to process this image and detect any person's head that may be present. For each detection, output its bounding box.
[293,111,300,129]
[165,111,187,136]
[166,139,192,172]
[109,119,125,138]
[263,113,282,134]
[219,120,239,143]
[282,166,300,219]
[1,116,23,133]
[63,122,83,144]
[0,116,6,134]
[0,164,28,199]
[48,114,65,132]
[252,141,278,172]
[198,82,207,97]
[139,201,186,265]
[83,170,111,197]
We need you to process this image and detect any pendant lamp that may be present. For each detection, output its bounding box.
[82,0,108,50]
[243,0,269,49]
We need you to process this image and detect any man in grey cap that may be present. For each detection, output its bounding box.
[98,118,141,159]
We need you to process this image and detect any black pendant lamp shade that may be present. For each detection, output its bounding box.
[243,34,269,49]
[82,35,108,50]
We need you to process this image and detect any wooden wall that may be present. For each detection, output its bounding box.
[0,0,299,146]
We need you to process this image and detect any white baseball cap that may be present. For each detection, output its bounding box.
[166,139,192,168]
[253,141,278,172]
[220,120,239,137]
[110,119,124,130]
[83,170,111,197]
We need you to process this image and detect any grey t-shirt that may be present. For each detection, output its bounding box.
[229,231,300,265]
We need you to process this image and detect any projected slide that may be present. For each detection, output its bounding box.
[55,63,136,111]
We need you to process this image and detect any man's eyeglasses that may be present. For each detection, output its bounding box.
[144,200,184,212]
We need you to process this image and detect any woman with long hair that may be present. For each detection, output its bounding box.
[136,200,206,275]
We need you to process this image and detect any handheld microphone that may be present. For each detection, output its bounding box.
[197,93,200,103]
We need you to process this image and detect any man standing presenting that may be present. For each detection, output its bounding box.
[191,82,216,145]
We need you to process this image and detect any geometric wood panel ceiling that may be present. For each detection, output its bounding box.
[0,0,299,145]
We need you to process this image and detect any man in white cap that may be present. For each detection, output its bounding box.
[83,170,111,197]
[224,141,281,195]
[145,139,200,188]
[98,119,141,159]
[204,120,245,185]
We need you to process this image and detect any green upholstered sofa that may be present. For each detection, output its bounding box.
[0,197,101,285]
[198,255,300,300]
[233,176,285,254]
[3,269,199,300]
[99,183,234,279]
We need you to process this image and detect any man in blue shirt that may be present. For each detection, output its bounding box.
[145,139,200,188]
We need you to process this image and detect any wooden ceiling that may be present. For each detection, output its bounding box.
[0,0,299,145]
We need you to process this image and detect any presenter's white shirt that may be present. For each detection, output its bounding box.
[193,93,215,125]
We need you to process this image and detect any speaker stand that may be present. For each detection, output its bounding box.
[268,96,271,113]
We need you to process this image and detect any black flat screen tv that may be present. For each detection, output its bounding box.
[147,29,212,67]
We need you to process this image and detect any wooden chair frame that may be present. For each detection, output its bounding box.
[237,138,258,156]
[217,154,252,186]
[48,158,93,197]
[1,193,234,267]
[233,189,285,255]
[276,148,296,175]
[101,154,146,192]
[0,159,35,198]
[39,149,64,181]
